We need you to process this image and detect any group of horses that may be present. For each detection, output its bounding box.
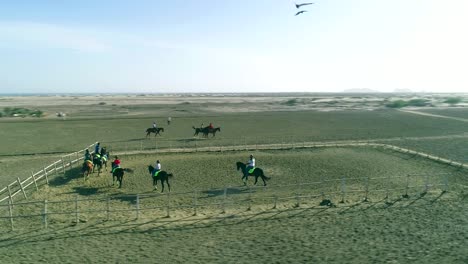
[192,126,221,138]
[145,126,221,138]
[82,155,269,192]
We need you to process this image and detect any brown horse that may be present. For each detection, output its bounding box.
[146,127,164,137]
[202,127,221,138]
[82,160,93,179]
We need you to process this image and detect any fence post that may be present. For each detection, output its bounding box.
[294,193,300,208]
[75,195,79,224]
[69,155,73,169]
[403,174,410,198]
[31,171,39,191]
[364,177,369,202]
[7,185,13,206]
[247,190,252,211]
[192,190,198,216]
[443,174,448,193]
[273,195,278,209]
[222,187,227,214]
[136,194,140,220]
[43,199,48,229]
[43,167,49,185]
[165,192,170,218]
[61,157,65,174]
[424,174,429,193]
[54,162,58,177]
[106,196,110,221]
[340,177,346,203]
[17,177,27,199]
[8,200,14,231]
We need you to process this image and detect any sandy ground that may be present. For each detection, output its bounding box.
[0,190,466,264]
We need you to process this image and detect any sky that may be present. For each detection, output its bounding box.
[0,0,467,94]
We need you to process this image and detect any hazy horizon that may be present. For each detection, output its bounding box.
[1,0,467,94]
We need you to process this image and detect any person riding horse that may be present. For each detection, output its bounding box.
[245,154,255,176]
[152,160,161,176]
[111,156,121,173]
[84,149,91,161]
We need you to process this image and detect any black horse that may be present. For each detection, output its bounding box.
[148,165,173,192]
[202,127,221,138]
[112,167,134,188]
[192,126,203,136]
[146,127,164,137]
[236,162,270,186]
[92,153,102,175]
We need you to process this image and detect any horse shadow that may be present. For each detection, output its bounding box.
[72,186,100,196]
[201,187,252,198]
[110,194,138,205]
[48,167,83,187]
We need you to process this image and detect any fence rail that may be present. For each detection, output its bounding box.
[0,172,456,231]
[0,142,97,204]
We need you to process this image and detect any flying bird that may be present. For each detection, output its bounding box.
[295,10,308,16]
[295,2,314,9]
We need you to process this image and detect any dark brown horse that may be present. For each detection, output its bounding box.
[112,167,134,188]
[236,162,270,186]
[92,153,102,175]
[146,127,164,137]
[202,127,221,138]
[148,165,173,192]
[82,160,93,179]
[192,126,203,136]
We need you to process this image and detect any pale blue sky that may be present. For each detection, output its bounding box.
[0,0,467,93]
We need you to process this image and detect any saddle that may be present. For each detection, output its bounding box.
[153,170,161,177]
[248,167,256,174]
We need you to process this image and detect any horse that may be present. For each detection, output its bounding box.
[236,162,270,186]
[202,127,221,138]
[148,165,173,192]
[192,126,203,136]
[111,167,134,188]
[92,153,102,175]
[81,160,93,179]
[146,127,164,137]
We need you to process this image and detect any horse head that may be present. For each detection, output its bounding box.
[216,127,221,132]
[236,162,245,171]
[148,165,154,174]
[159,128,164,132]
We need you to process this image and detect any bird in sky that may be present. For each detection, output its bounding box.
[295,10,308,16]
[295,2,314,9]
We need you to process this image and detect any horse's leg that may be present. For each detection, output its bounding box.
[153,177,157,190]
[166,178,171,192]
[118,175,123,188]
[254,175,258,185]
[112,174,115,186]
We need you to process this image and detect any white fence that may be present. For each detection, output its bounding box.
[0,172,456,231]
[0,142,97,205]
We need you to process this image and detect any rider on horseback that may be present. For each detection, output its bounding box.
[245,154,255,176]
[84,149,91,161]
[153,121,157,129]
[153,160,161,176]
[111,156,121,173]
[94,142,100,154]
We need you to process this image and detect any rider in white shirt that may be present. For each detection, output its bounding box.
[246,154,255,175]
[153,160,161,175]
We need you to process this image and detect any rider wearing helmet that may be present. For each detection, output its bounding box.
[84,149,91,161]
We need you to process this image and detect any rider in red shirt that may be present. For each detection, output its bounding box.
[208,123,213,129]
[111,156,121,172]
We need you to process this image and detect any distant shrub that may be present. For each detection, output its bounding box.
[407,99,429,107]
[2,107,44,117]
[98,102,106,105]
[386,99,430,108]
[444,97,462,105]
[282,99,299,106]
[386,100,408,108]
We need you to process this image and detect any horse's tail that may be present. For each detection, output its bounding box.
[261,170,271,180]
[167,173,174,178]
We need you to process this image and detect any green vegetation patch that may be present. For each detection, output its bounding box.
[1,107,43,117]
